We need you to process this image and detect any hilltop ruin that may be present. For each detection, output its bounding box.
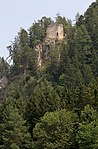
[35,23,64,70]
[46,23,64,42]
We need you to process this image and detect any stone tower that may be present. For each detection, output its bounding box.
[35,23,64,70]
[46,23,64,41]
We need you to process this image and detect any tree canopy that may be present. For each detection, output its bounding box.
[0,1,98,149]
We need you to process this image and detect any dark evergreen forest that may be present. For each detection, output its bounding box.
[0,1,98,149]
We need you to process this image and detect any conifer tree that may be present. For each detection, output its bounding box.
[76,105,98,149]
[0,104,32,149]
[33,109,78,149]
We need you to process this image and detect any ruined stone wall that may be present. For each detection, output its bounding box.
[46,23,64,41]
[34,23,64,71]
[57,24,64,40]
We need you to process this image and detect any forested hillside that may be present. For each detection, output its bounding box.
[0,1,98,149]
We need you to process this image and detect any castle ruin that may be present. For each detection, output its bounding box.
[46,23,64,41]
[35,23,64,70]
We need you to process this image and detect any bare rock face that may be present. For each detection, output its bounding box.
[35,44,42,69]
[0,76,8,89]
[35,23,64,71]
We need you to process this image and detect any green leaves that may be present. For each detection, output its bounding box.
[76,105,98,149]
[33,109,78,149]
[0,104,32,149]
[1,2,98,148]
[25,78,61,130]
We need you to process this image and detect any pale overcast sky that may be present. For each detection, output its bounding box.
[0,0,95,58]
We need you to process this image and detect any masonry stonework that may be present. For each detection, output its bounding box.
[35,23,64,70]
[46,23,64,41]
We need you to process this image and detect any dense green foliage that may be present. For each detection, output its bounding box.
[33,109,78,149]
[0,1,98,149]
